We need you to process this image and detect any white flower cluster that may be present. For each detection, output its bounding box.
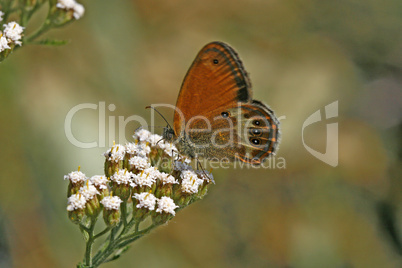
[133,192,179,216]
[66,128,213,220]
[79,182,100,200]
[56,0,85,20]
[180,170,204,194]
[64,170,87,184]
[104,144,126,163]
[0,20,24,52]
[133,128,178,157]
[67,180,102,211]
[67,194,86,211]
[101,196,123,210]
[89,175,108,190]
[111,169,133,185]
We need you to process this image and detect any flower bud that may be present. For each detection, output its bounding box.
[101,195,123,227]
[132,192,157,221]
[110,169,133,201]
[64,168,86,197]
[67,193,87,224]
[79,181,101,218]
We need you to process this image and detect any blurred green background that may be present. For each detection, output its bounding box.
[0,0,401,267]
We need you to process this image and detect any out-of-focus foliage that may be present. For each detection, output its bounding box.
[0,0,401,267]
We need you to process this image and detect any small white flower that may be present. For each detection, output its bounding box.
[160,142,178,157]
[156,196,179,216]
[129,156,151,171]
[158,172,178,185]
[125,142,150,157]
[131,167,158,188]
[64,170,86,184]
[104,144,125,163]
[67,194,86,211]
[56,0,76,9]
[181,170,203,194]
[89,175,108,190]
[111,169,133,185]
[0,35,11,52]
[56,0,85,20]
[174,160,193,171]
[79,182,100,200]
[72,2,84,19]
[3,21,24,42]
[101,196,122,210]
[148,134,163,147]
[133,192,157,210]
[133,128,151,142]
[0,11,4,22]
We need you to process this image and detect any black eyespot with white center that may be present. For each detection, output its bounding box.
[213,59,219,64]
[249,128,262,136]
[250,138,261,145]
[221,111,229,118]
[253,120,261,126]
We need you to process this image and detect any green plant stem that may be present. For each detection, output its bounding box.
[84,218,97,267]
[25,19,52,42]
[121,201,128,227]
[92,222,159,267]
[93,227,111,240]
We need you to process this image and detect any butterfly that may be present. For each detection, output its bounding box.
[163,41,280,164]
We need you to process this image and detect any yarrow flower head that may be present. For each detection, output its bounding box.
[131,168,158,188]
[129,156,151,171]
[181,170,204,194]
[160,142,178,157]
[79,182,100,200]
[125,142,150,157]
[0,11,4,22]
[156,196,179,216]
[67,194,86,211]
[56,0,85,19]
[158,172,178,185]
[3,21,24,45]
[64,170,86,184]
[111,169,133,185]
[133,192,157,210]
[101,196,123,210]
[104,144,126,163]
[0,34,11,52]
[133,128,151,142]
[89,175,108,190]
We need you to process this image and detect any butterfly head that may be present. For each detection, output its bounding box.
[162,126,175,143]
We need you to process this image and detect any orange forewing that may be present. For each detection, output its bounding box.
[174,42,251,136]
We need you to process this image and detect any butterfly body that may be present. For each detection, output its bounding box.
[164,42,280,164]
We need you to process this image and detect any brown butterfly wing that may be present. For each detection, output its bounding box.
[233,101,280,164]
[173,42,252,136]
[184,101,280,163]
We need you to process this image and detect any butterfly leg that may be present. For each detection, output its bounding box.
[196,158,215,183]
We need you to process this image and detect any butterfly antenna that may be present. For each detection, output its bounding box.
[145,106,173,130]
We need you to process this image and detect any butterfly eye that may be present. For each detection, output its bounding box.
[250,138,261,145]
[213,59,219,64]
[221,111,230,118]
